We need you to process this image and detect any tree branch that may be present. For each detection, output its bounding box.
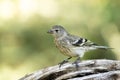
[19,59,120,80]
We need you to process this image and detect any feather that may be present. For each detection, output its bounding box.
[94,46,113,50]
[72,38,88,46]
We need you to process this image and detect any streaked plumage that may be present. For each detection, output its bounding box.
[47,25,111,67]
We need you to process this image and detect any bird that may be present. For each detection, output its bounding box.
[47,25,111,68]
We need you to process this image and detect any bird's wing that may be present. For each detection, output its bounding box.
[69,35,111,50]
[70,36,97,47]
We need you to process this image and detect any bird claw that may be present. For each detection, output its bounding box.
[73,61,79,70]
[72,61,79,70]
[72,57,81,70]
[59,60,69,68]
[58,57,72,68]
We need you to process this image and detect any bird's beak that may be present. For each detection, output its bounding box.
[47,30,53,34]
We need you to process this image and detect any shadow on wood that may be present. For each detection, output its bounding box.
[19,59,120,80]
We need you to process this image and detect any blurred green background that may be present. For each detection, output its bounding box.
[0,0,120,80]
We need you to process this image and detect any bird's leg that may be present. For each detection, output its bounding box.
[59,57,72,68]
[72,57,81,70]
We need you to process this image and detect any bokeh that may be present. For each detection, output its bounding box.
[0,0,120,80]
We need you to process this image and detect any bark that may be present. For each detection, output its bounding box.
[19,59,120,80]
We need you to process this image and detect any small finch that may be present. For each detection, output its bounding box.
[47,25,111,68]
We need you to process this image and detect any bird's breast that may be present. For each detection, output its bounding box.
[54,39,77,57]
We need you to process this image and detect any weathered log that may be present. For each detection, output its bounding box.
[19,59,120,80]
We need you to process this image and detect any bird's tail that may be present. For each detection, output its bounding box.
[94,46,113,50]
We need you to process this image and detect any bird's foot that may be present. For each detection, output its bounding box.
[59,60,69,68]
[59,57,72,68]
[72,57,81,70]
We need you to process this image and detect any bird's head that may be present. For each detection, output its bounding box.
[47,25,68,38]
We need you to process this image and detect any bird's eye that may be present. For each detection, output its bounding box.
[55,30,59,32]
